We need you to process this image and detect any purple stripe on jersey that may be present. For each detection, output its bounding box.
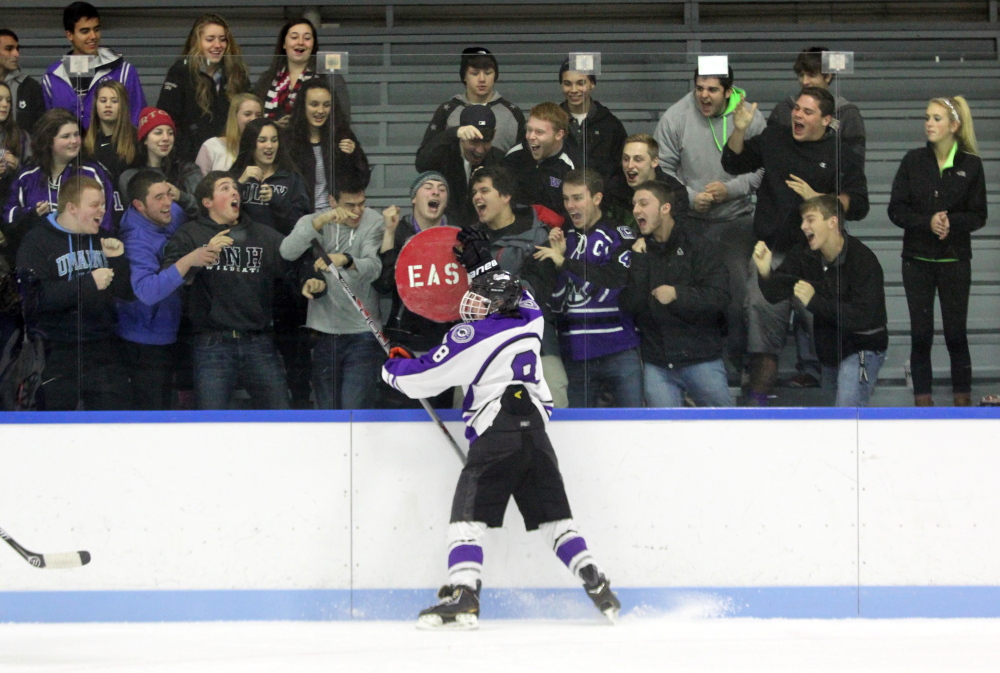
[555,536,589,568]
[448,544,484,568]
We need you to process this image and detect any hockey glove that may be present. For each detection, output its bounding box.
[453,226,497,279]
[388,344,415,359]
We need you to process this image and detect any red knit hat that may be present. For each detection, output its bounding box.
[137,107,176,142]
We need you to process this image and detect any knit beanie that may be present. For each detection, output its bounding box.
[137,107,176,142]
[410,171,450,200]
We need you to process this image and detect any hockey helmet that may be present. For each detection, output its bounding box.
[459,270,522,322]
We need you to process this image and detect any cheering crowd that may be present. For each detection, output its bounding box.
[0,3,987,411]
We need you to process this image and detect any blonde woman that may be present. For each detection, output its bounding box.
[888,96,987,407]
[83,80,137,186]
[195,93,262,175]
[156,13,250,163]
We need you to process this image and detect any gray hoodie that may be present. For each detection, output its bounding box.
[420,91,526,155]
[654,89,766,223]
[280,207,384,335]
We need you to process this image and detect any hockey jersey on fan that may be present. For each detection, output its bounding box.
[382,290,553,442]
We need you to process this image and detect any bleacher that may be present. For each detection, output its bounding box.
[6,0,1000,403]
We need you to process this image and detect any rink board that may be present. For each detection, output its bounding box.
[1,408,999,621]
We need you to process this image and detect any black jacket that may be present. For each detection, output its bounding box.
[605,165,690,231]
[560,99,628,185]
[620,222,729,368]
[887,144,987,261]
[161,215,287,333]
[10,74,45,134]
[759,235,888,366]
[414,129,504,227]
[371,216,457,351]
[157,59,249,164]
[237,169,312,236]
[722,125,869,254]
[502,142,582,221]
[288,128,370,209]
[15,216,133,343]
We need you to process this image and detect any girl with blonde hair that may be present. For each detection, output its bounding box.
[194,92,262,175]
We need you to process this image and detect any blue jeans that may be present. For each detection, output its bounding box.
[643,359,733,407]
[312,332,385,410]
[821,350,886,407]
[565,347,645,408]
[193,331,289,410]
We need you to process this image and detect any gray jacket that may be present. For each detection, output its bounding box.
[280,207,384,335]
[654,90,766,223]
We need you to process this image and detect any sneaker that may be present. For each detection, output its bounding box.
[579,564,621,623]
[787,372,820,389]
[416,582,480,630]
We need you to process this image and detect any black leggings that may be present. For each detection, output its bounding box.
[902,257,972,395]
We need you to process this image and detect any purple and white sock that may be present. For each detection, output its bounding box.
[446,521,486,589]
[541,519,596,580]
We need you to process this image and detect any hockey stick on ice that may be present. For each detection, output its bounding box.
[309,239,467,464]
[0,525,91,569]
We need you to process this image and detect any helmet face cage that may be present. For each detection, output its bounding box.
[459,271,521,322]
[459,290,491,322]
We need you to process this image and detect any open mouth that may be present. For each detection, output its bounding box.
[635,217,647,229]
[475,202,487,216]
[626,170,639,183]
[569,211,583,223]
[793,121,806,135]
[805,231,816,244]
[427,199,440,211]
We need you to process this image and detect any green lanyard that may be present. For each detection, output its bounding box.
[709,115,727,152]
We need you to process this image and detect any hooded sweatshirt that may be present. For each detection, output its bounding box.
[3,68,45,132]
[560,99,629,184]
[280,206,384,335]
[42,47,146,129]
[420,91,526,155]
[654,88,766,223]
[161,213,287,334]
[237,170,312,236]
[116,202,187,345]
[15,212,133,343]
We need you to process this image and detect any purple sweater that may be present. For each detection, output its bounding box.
[42,48,146,129]
[116,202,188,345]
[3,162,115,235]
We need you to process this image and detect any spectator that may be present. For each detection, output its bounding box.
[558,59,627,185]
[620,180,731,407]
[194,93,261,176]
[15,176,132,410]
[372,171,455,408]
[722,87,869,406]
[888,96,986,407]
[654,66,764,384]
[415,102,504,226]
[42,2,146,129]
[280,176,384,410]
[253,18,350,129]
[4,108,115,251]
[0,81,31,218]
[118,107,201,218]
[605,133,688,231]
[157,13,251,163]
[768,47,866,163]
[285,78,370,215]
[232,117,312,407]
[419,47,525,155]
[532,168,642,408]
[161,171,290,410]
[468,165,568,407]
[503,102,581,221]
[232,118,310,235]
[0,29,45,133]
[82,80,136,189]
[756,195,887,407]
[117,169,220,410]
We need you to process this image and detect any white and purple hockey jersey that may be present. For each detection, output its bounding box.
[382,291,553,443]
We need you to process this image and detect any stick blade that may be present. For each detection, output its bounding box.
[39,551,91,569]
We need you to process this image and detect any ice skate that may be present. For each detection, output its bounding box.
[416,582,480,630]
[580,564,621,623]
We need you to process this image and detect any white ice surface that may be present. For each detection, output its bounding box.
[2,617,999,673]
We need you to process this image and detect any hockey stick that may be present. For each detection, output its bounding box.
[0,525,91,569]
[309,239,467,464]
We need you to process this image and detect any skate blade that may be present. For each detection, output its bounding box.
[602,607,620,624]
[416,613,479,631]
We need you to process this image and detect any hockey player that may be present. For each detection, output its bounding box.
[382,229,621,630]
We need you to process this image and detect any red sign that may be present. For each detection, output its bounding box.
[396,226,469,323]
